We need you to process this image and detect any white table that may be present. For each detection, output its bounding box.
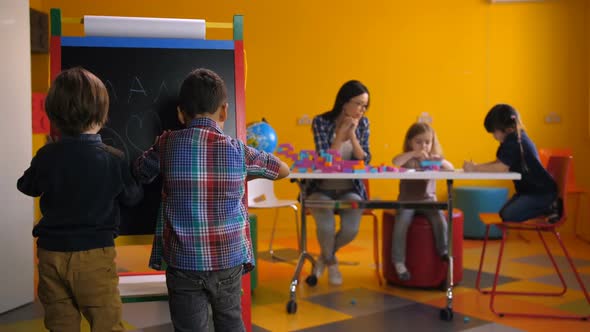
[289,170,521,180]
[285,170,521,320]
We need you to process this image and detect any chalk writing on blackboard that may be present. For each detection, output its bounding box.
[153,81,169,103]
[101,77,177,160]
[128,76,148,104]
[125,111,162,154]
[104,80,118,102]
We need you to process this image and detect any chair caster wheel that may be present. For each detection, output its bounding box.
[286,300,297,314]
[439,307,454,321]
[305,275,318,286]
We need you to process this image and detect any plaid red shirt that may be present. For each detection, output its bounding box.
[134,118,281,272]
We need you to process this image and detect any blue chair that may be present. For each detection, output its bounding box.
[454,187,508,239]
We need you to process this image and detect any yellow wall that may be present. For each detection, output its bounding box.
[32,0,590,234]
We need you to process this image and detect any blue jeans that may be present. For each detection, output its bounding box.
[166,265,245,332]
[500,192,557,222]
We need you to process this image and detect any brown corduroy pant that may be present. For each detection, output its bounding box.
[37,247,124,332]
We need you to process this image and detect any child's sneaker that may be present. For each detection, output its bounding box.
[395,262,411,281]
[312,257,326,278]
[327,263,343,285]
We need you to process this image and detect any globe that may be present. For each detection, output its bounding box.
[246,121,278,153]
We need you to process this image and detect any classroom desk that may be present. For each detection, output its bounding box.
[286,170,521,320]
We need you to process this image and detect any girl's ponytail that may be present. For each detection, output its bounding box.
[512,114,529,173]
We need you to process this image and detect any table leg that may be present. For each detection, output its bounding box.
[286,182,316,314]
[440,179,455,321]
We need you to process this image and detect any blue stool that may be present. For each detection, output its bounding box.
[454,187,508,239]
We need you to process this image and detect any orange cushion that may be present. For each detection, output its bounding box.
[479,212,502,225]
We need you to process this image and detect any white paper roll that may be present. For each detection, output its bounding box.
[84,15,206,39]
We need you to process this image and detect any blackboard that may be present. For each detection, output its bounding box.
[61,37,238,235]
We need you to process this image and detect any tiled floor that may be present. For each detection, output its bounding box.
[1,219,590,331]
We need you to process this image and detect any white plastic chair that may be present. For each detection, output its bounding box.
[247,179,300,261]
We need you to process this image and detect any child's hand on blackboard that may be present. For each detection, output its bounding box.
[153,130,170,147]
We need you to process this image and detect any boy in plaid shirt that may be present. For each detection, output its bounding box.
[135,68,289,332]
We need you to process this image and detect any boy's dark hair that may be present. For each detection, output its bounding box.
[45,67,109,136]
[322,80,370,121]
[178,68,228,117]
[484,103,528,172]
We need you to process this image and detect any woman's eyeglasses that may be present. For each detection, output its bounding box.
[349,100,368,111]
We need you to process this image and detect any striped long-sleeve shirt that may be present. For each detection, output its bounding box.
[134,117,281,272]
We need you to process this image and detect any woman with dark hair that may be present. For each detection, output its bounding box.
[307,80,371,285]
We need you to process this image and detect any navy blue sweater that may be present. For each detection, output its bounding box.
[496,131,557,195]
[17,134,142,251]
